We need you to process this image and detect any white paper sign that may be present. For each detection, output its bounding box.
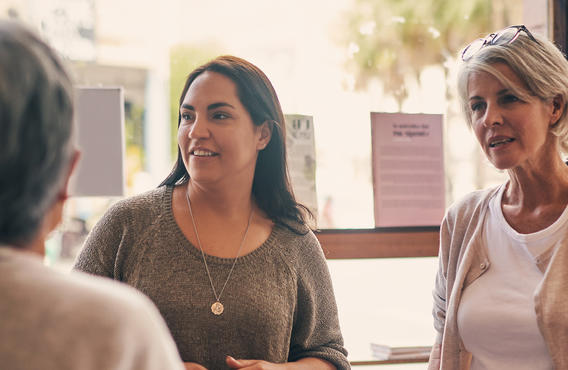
[371,112,445,227]
[69,87,125,197]
[284,114,318,218]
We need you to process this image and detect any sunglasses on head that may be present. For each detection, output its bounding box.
[461,25,538,61]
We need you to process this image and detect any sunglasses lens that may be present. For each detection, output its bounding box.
[461,26,530,61]
[462,39,485,61]
[492,28,520,45]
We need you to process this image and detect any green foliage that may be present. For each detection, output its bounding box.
[124,101,145,186]
[169,44,220,158]
[125,102,145,152]
[339,0,516,108]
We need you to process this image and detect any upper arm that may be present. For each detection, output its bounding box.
[73,204,125,278]
[288,234,349,370]
[427,343,441,370]
[432,213,452,336]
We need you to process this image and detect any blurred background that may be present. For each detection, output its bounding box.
[1,0,547,367]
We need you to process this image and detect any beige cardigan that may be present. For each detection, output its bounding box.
[430,185,568,369]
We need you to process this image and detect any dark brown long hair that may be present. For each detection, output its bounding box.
[160,55,311,228]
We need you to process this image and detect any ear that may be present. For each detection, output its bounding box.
[40,149,81,248]
[57,149,81,201]
[256,120,273,150]
[550,94,565,127]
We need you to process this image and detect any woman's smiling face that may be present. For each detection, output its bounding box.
[178,71,269,187]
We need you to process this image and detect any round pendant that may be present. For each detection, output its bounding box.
[211,301,224,315]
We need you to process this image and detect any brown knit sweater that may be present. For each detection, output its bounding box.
[74,186,349,369]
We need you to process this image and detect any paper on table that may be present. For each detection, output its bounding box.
[370,343,432,361]
[371,112,445,227]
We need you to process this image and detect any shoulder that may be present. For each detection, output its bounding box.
[52,270,180,354]
[66,270,156,310]
[2,256,181,367]
[66,273,184,368]
[444,185,501,226]
[105,186,170,219]
[0,254,181,370]
[273,220,321,254]
[437,185,501,270]
[270,221,327,275]
[46,268,166,328]
[96,186,171,231]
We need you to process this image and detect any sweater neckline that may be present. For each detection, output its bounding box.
[163,185,281,264]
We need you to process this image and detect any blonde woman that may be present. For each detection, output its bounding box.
[430,26,568,369]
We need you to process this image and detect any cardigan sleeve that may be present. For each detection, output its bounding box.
[431,187,496,345]
[287,232,350,370]
[432,212,451,344]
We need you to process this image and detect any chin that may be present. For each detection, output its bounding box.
[189,174,221,185]
[490,160,517,171]
[486,153,518,171]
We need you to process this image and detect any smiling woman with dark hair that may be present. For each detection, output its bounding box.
[75,55,349,370]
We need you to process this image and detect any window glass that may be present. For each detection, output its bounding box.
[2,0,522,361]
[329,257,438,362]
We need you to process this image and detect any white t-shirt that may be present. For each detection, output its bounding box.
[0,248,184,370]
[457,184,567,370]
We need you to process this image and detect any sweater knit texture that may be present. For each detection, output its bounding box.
[74,185,349,369]
[432,184,568,369]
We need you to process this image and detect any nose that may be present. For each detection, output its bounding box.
[482,103,503,127]
[188,115,210,139]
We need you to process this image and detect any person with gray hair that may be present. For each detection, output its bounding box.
[0,20,184,370]
[429,25,568,369]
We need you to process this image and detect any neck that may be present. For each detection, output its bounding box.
[186,180,255,218]
[505,155,568,209]
[21,195,65,258]
[9,236,46,257]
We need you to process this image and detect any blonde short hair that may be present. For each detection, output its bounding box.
[457,28,568,153]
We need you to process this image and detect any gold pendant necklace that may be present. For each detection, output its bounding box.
[186,190,253,316]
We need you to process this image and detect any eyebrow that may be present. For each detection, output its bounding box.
[468,89,511,101]
[180,102,236,111]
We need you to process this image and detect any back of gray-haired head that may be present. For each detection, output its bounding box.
[0,20,74,247]
[457,29,568,153]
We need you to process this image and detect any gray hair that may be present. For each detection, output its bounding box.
[0,21,74,247]
[457,28,568,153]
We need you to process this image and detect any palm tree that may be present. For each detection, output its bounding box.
[339,0,519,200]
[339,0,518,109]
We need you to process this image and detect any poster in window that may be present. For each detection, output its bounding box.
[371,112,445,227]
[284,114,318,221]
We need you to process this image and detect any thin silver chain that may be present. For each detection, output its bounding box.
[185,190,253,303]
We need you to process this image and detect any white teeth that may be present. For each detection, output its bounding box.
[489,138,514,148]
[193,150,215,156]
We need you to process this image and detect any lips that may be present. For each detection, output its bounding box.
[189,148,219,158]
[488,137,515,148]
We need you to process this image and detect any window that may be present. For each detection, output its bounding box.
[3,0,525,365]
